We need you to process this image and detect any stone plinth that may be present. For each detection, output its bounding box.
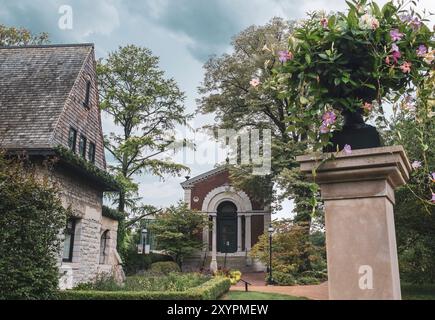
[296,146,412,300]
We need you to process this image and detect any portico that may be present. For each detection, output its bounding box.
[181,167,271,272]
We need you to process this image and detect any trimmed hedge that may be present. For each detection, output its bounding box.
[58,277,231,300]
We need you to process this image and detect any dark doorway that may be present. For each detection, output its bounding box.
[217,201,237,253]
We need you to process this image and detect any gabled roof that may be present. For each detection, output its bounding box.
[0,43,93,149]
[181,166,229,189]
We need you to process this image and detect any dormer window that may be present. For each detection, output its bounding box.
[79,135,87,158]
[68,127,77,153]
[88,142,96,164]
[83,80,91,108]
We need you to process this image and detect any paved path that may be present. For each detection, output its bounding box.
[232,272,329,300]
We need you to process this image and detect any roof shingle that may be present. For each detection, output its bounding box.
[0,44,93,149]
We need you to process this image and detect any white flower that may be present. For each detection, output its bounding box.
[359,13,379,30]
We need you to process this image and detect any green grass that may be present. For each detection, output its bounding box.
[221,291,307,300]
[401,283,435,300]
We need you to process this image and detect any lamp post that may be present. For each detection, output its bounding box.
[141,228,148,254]
[267,224,275,285]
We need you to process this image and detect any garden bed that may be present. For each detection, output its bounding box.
[58,274,231,300]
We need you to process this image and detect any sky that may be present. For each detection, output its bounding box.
[1,0,434,219]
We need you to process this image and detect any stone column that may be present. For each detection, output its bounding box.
[237,215,242,252]
[297,146,411,300]
[245,215,252,252]
[210,215,218,272]
[245,215,252,265]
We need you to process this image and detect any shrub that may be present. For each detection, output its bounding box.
[0,153,68,299]
[58,277,231,300]
[73,274,120,291]
[149,261,181,275]
[122,247,174,276]
[213,268,242,285]
[124,273,209,292]
[273,272,296,286]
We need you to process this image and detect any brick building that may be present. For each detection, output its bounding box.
[0,44,123,288]
[181,167,271,272]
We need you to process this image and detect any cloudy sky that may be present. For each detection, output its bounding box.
[1,0,434,218]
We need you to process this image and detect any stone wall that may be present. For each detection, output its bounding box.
[39,165,121,288]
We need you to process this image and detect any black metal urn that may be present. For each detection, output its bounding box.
[323,109,382,153]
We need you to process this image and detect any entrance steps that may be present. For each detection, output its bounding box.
[182,254,266,273]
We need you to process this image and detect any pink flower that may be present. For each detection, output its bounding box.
[320,18,328,28]
[392,51,401,63]
[416,45,427,57]
[363,102,373,112]
[431,193,435,203]
[278,50,293,63]
[430,172,435,183]
[250,78,260,87]
[400,61,412,73]
[371,18,380,30]
[411,160,422,169]
[319,124,330,134]
[322,111,336,125]
[385,56,391,65]
[343,144,352,155]
[410,17,422,30]
[390,29,404,41]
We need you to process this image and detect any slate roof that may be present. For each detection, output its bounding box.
[0,44,93,149]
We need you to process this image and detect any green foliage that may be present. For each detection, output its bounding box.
[383,71,435,283]
[250,219,327,285]
[59,277,231,300]
[149,261,181,275]
[269,0,434,150]
[0,24,49,46]
[97,45,191,213]
[102,205,124,221]
[54,146,120,191]
[149,202,208,268]
[0,153,68,299]
[122,247,174,276]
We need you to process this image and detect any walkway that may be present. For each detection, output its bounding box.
[232,272,329,300]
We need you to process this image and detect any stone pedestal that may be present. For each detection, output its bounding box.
[296,146,412,300]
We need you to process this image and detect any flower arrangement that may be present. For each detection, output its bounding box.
[260,0,433,150]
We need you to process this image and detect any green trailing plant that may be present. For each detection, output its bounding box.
[54,146,121,191]
[102,205,125,221]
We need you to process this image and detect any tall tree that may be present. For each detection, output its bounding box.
[149,202,207,269]
[197,18,320,223]
[97,45,191,214]
[0,24,49,46]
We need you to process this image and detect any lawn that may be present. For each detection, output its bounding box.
[221,291,307,300]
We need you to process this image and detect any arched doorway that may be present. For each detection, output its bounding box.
[217,201,237,253]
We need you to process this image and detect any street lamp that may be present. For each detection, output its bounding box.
[138,228,148,254]
[267,224,275,285]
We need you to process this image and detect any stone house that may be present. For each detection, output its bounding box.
[181,167,271,272]
[0,43,123,288]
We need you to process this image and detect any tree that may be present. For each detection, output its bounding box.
[149,202,208,269]
[97,45,191,214]
[197,18,320,223]
[0,24,49,46]
[249,219,326,285]
[0,153,68,299]
[384,72,435,283]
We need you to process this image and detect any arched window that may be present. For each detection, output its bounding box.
[99,230,109,264]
